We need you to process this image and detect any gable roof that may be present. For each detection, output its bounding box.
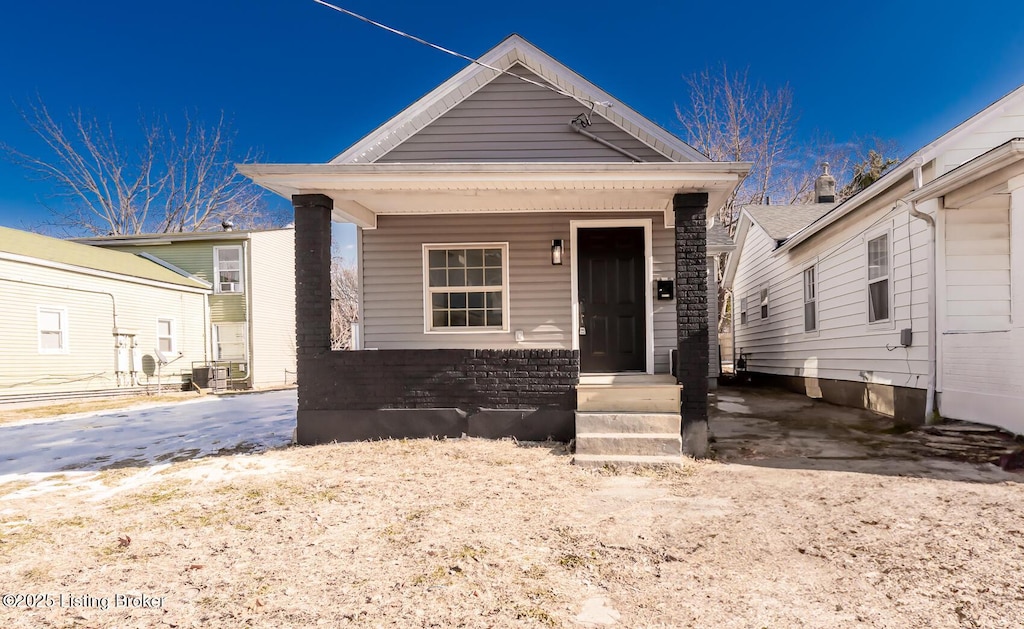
[774,82,1024,255]
[744,203,836,242]
[0,226,210,290]
[332,34,707,165]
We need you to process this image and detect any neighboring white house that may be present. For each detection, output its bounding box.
[0,226,211,401]
[725,83,1024,435]
[75,228,296,389]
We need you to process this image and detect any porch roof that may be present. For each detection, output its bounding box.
[237,162,751,229]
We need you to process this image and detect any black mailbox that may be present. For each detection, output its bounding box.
[656,279,674,300]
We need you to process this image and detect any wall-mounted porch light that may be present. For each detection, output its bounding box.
[551,239,563,265]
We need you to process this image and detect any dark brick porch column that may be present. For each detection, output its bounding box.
[674,193,710,457]
[292,194,333,357]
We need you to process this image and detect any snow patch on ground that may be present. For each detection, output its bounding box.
[0,390,296,482]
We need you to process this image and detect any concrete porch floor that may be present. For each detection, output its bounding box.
[711,385,1021,478]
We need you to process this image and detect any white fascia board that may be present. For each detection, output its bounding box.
[906,138,1024,204]
[238,161,750,180]
[330,37,524,164]
[722,211,752,289]
[771,85,1024,255]
[773,158,921,255]
[0,251,211,294]
[329,34,706,165]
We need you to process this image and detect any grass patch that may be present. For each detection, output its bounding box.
[1,393,196,424]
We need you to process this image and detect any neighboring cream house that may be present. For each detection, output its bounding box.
[724,84,1024,435]
[0,226,210,401]
[75,228,296,389]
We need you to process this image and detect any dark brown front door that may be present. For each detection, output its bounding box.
[578,227,646,372]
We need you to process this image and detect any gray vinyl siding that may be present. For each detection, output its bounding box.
[0,258,207,398]
[248,230,296,387]
[362,212,679,374]
[377,65,671,164]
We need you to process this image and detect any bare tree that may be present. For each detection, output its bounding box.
[4,99,272,236]
[676,65,902,229]
[330,258,359,350]
[676,64,797,230]
[676,66,901,341]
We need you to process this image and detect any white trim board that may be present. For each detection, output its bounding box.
[331,35,707,165]
[569,218,655,375]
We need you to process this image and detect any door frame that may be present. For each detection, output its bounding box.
[569,218,654,374]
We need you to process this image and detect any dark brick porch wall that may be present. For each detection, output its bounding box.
[674,193,710,455]
[298,349,579,412]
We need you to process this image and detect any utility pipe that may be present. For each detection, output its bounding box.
[568,120,644,162]
[905,166,938,422]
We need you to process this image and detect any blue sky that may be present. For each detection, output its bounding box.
[2,0,1023,254]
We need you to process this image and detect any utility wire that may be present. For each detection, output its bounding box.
[311,0,612,110]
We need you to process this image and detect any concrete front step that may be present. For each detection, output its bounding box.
[576,384,680,413]
[576,412,680,434]
[576,432,682,457]
[572,453,683,468]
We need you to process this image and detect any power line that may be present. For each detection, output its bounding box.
[311,0,611,110]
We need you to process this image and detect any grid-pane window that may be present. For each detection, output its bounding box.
[425,245,507,330]
[214,246,243,293]
[739,297,747,325]
[38,307,66,353]
[760,286,769,319]
[158,318,175,354]
[804,267,817,332]
[215,323,246,361]
[867,234,889,322]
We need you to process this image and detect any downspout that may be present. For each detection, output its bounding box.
[906,165,938,423]
[568,120,644,162]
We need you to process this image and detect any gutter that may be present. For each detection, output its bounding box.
[568,119,644,162]
[904,166,938,423]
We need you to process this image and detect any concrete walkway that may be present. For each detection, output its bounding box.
[710,385,1020,480]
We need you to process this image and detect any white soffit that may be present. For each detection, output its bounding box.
[237,163,748,228]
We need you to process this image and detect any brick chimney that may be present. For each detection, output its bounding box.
[815,162,836,203]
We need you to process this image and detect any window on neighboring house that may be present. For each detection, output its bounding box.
[760,285,769,320]
[157,318,176,354]
[214,323,247,361]
[804,267,817,332]
[867,234,890,322]
[213,246,243,294]
[424,244,509,331]
[739,297,747,325]
[38,307,68,354]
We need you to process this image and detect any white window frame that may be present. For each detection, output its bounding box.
[213,322,248,362]
[739,297,748,325]
[37,306,69,354]
[760,284,769,320]
[422,242,511,334]
[803,265,818,333]
[157,318,176,354]
[866,230,892,325]
[213,245,244,294]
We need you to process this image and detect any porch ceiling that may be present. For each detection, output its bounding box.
[237,162,750,229]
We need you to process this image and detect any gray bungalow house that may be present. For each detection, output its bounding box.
[240,35,748,461]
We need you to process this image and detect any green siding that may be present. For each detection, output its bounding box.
[105,241,217,284]
[209,293,247,323]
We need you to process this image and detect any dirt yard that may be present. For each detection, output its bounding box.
[1,388,1022,628]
